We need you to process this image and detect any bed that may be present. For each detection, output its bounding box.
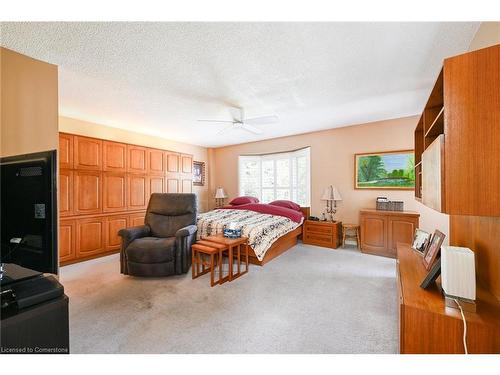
[196,202,310,266]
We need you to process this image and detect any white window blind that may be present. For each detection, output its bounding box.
[238,147,310,206]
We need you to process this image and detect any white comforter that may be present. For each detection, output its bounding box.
[196,209,302,261]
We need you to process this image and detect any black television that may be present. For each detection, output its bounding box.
[1,150,58,274]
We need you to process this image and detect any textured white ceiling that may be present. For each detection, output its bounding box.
[0,22,479,147]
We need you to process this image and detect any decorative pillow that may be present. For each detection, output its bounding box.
[268,200,301,212]
[229,196,259,205]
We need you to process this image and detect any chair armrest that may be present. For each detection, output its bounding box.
[175,225,197,274]
[175,224,197,238]
[118,225,150,275]
[118,225,150,247]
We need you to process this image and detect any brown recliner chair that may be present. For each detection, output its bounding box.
[118,193,197,277]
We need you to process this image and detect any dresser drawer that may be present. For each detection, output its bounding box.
[304,233,333,247]
[305,224,333,235]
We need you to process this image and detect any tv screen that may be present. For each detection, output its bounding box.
[1,150,58,274]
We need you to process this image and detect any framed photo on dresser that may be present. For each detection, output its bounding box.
[411,228,431,256]
[422,230,446,270]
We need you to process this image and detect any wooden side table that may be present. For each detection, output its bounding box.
[201,235,249,283]
[303,220,342,248]
[191,242,227,287]
[342,224,361,248]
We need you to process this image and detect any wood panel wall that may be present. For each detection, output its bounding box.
[450,215,500,300]
[58,132,193,265]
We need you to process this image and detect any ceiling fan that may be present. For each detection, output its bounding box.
[197,107,279,135]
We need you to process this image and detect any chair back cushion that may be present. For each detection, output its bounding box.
[145,193,197,237]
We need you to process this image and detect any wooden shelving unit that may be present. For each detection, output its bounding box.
[414,68,444,201]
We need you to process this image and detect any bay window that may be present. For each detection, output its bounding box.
[238,147,310,206]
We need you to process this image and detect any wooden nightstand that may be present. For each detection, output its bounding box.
[303,220,342,249]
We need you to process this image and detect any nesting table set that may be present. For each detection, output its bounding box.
[191,235,249,286]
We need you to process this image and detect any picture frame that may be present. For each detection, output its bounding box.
[411,228,431,256]
[354,150,415,190]
[422,230,446,270]
[193,161,205,186]
[420,258,441,289]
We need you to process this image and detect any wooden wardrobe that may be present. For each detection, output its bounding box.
[58,133,194,265]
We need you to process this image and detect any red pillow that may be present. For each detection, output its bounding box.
[268,200,301,212]
[229,196,259,205]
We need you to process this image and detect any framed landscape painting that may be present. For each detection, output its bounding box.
[354,150,415,190]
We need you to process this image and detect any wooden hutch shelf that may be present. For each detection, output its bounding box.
[414,68,444,202]
[414,44,500,216]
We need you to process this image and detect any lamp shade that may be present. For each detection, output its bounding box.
[214,187,227,199]
[321,187,332,201]
[321,185,342,201]
[331,186,342,201]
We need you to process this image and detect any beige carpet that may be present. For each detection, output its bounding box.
[60,243,398,353]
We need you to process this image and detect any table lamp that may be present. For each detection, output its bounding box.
[321,185,342,221]
[214,187,227,208]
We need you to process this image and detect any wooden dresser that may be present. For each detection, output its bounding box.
[303,220,341,249]
[58,133,194,266]
[397,243,499,354]
[360,209,419,258]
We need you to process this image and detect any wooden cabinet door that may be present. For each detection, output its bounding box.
[105,215,128,250]
[103,173,127,212]
[422,135,444,212]
[59,133,73,169]
[74,136,102,170]
[149,176,164,195]
[76,217,105,257]
[59,220,76,263]
[166,152,180,173]
[181,154,193,173]
[180,154,193,193]
[74,171,102,215]
[129,212,146,227]
[388,216,418,258]
[182,178,193,193]
[128,174,149,210]
[361,214,388,254]
[148,149,165,175]
[59,169,73,217]
[103,141,127,172]
[127,145,147,174]
[444,44,500,216]
[166,178,179,193]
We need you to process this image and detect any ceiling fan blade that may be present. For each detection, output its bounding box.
[229,107,243,122]
[244,115,279,125]
[197,119,235,124]
[217,124,236,135]
[241,124,263,135]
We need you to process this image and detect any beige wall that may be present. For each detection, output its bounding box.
[469,22,500,51]
[0,47,58,157]
[212,116,449,239]
[59,116,210,212]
